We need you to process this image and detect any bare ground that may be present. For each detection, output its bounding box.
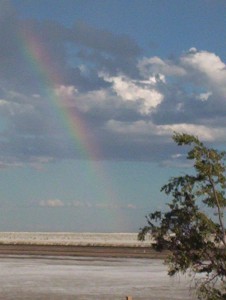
[0,243,169,259]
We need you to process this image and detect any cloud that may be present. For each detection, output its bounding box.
[72,201,138,210]
[0,5,140,94]
[95,202,137,210]
[37,199,137,210]
[160,156,193,169]
[138,56,186,77]
[197,92,212,101]
[39,199,64,207]
[106,120,225,142]
[100,73,163,114]
[0,4,226,165]
[70,21,141,58]
[1,48,226,164]
[180,48,226,98]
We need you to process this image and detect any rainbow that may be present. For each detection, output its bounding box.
[19,27,98,160]
[17,26,128,230]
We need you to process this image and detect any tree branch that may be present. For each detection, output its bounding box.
[208,176,226,248]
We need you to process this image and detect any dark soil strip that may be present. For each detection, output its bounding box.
[0,244,169,259]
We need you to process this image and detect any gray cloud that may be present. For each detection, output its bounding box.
[0,4,226,167]
[70,21,141,58]
[0,3,140,94]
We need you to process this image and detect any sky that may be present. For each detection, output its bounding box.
[0,0,226,232]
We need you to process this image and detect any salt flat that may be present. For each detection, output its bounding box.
[0,232,153,247]
[0,256,197,300]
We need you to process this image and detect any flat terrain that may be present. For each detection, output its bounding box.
[0,244,169,259]
[0,256,197,300]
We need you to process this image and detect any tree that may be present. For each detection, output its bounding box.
[139,133,226,300]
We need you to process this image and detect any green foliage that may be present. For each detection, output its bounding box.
[139,133,226,299]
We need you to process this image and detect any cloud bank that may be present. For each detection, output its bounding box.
[0,3,226,168]
[38,199,137,210]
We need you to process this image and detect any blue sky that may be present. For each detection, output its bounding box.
[0,0,226,232]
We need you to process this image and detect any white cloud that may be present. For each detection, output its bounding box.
[0,159,23,169]
[0,0,225,166]
[0,99,8,106]
[1,46,226,164]
[55,85,78,99]
[28,156,54,171]
[181,49,225,81]
[171,153,184,159]
[95,202,137,210]
[160,158,193,169]
[0,97,34,116]
[70,200,84,207]
[127,203,137,209]
[39,199,64,207]
[138,49,226,106]
[181,49,226,97]
[106,120,226,142]
[77,89,116,113]
[37,199,137,210]
[54,75,164,116]
[157,123,226,141]
[197,91,212,101]
[100,73,163,114]
[55,84,117,113]
[138,56,186,77]
[106,120,156,137]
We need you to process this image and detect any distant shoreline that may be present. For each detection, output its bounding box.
[0,244,169,259]
[0,232,168,259]
[0,232,153,247]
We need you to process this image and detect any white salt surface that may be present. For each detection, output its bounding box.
[0,256,197,300]
[0,232,153,247]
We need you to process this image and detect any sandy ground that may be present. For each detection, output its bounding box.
[0,244,198,299]
[0,256,197,300]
